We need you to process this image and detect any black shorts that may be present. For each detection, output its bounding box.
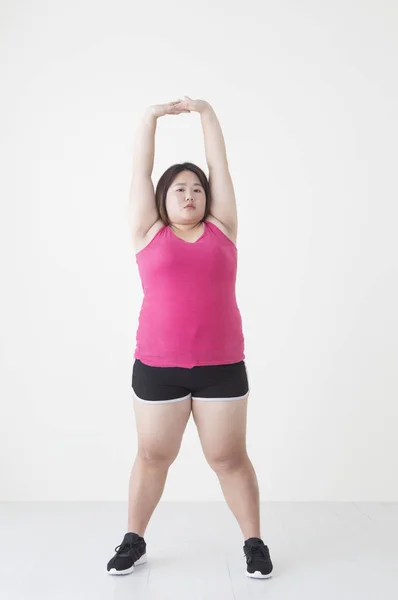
[132,359,250,404]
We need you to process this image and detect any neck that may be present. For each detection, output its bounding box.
[170,221,202,233]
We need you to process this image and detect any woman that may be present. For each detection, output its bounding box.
[106,97,273,579]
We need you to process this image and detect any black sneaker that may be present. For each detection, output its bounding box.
[243,537,273,579]
[106,532,147,575]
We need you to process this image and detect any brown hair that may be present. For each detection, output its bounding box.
[155,162,211,226]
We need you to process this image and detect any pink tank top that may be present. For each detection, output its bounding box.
[134,220,245,368]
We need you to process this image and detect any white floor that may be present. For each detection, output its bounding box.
[0,501,397,599]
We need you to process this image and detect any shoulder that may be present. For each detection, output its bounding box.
[205,215,236,240]
[205,215,237,245]
[133,215,237,254]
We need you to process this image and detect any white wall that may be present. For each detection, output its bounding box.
[1,0,397,501]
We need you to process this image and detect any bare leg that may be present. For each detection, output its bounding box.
[127,455,170,537]
[192,395,263,540]
[214,454,261,540]
[127,395,192,537]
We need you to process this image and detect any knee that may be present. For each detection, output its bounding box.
[206,450,248,473]
[137,445,178,467]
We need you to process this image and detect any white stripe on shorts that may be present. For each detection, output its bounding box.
[192,391,249,402]
[133,391,192,404]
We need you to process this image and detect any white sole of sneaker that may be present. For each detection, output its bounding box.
[107,552,148,575]
[246,570,273,579]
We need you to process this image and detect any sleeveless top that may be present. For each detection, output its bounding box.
[133,220,245,368]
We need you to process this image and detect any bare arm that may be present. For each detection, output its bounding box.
[128,108,159,238]
[199,101,238,234]
[200,102,229,171]
[165,96,237,234]
[128,101,191,239]
[131,100,190,176]
[131,107,157,178]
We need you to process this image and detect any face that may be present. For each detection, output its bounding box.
[165,170,206,226]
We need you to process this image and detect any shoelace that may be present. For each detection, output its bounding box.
[114,540,142,555]
[244,543,269,560]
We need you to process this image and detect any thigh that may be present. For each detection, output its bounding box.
[132,360,192,460]
[133,395,192,461]
[190,361,250,461]
[192,393,249,462]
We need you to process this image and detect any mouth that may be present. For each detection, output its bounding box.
[184,205,195,209]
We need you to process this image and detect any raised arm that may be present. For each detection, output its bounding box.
[128,101,190,240]
[200,102,229,171]
[178,96,238,235]
[128,108,159,240]
[131,107,157,178]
